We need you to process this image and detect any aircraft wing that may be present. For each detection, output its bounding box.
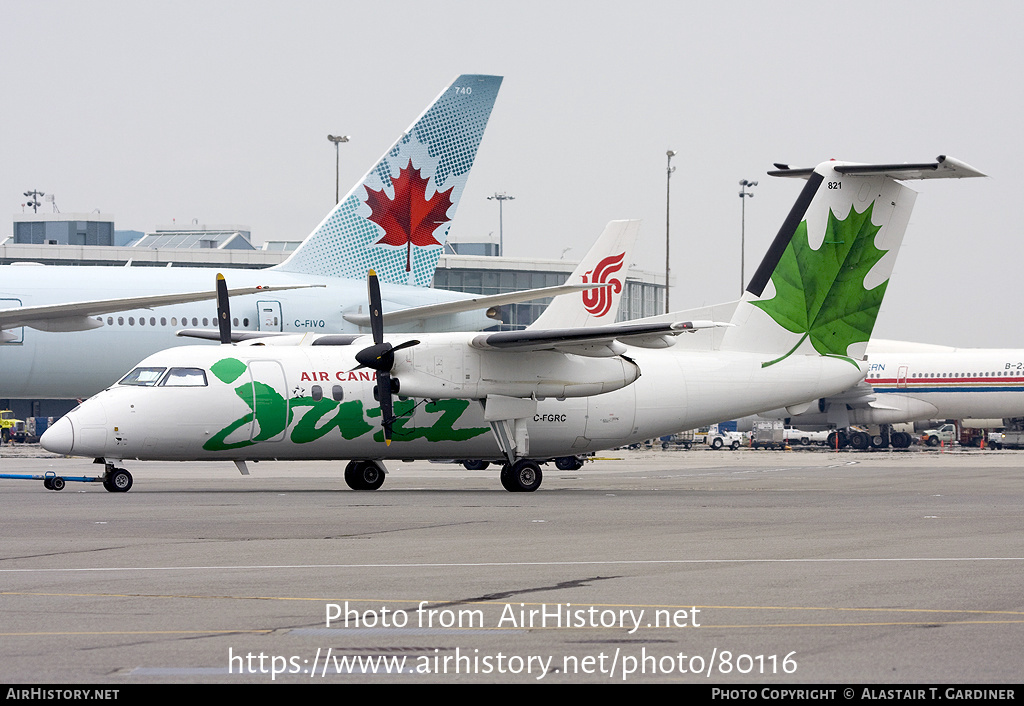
[470,320,726,356]
[0,284,320,333]
[175,329,301,342]
[342,283,608,327]
[818,380,877,407]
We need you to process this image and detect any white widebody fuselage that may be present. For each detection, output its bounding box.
[0,265,491,399]
[47,341,866,462]
[862,349,1024,422]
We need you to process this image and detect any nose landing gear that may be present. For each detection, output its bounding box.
[102,464,133,493]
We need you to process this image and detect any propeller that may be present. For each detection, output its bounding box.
[352,270,419,445]
[216,273,232,345]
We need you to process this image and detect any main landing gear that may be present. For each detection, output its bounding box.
[344,460,386,491]
[500,459,543,492]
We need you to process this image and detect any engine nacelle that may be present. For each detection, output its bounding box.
[395,345,640,400]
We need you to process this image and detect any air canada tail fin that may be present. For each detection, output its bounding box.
[274,74,502,286]
[720,156,985,365]
[528,220,641,330]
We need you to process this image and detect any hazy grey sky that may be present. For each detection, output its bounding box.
[3,1,1019,347]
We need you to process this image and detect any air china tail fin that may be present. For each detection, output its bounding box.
[721,156,985,365]
[274,74,502,286]
[528,220,641,330]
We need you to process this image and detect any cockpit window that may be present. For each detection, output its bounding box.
[160,368,208,387]
[118,367,167,386]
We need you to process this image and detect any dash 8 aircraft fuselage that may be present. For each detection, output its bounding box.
[42,332,867,463]
[42,156,986,493]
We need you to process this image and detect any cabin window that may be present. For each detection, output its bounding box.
[332,385,344,401]
[118,367,166,386]
[161,368,208,387]
[311,385,323,401]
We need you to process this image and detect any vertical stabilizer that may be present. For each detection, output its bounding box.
[721,156,984,365]
[528,220,641,330]
[275,74,502,286]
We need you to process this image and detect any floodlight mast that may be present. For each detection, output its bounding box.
[665,150,676,313]
[739,178,757,296]
[327,135,350,204]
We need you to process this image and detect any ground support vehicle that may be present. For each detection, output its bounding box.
[921,423,958,448]
[783,425,829,446]
[0,467,132,492]
[657,431,695,450]
[993,430,1024,449]
[0,410,23,443]
[751,421,785,449]
[707,425,744,450]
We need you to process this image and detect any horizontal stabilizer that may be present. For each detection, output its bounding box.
[769,155,985,180]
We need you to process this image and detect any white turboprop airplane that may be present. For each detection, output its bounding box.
[0,74,597,400]
[41,155,984,493]
[744,338,1024,448]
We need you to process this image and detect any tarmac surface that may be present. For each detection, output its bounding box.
[0,443,1021,684]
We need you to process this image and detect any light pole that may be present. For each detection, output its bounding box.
[23,190,44,213]
[487,192,515,256]
[665,150,676,313]
[327,134,350,204]
[739,178,757,296]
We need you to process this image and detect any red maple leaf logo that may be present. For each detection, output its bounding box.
[365,160,454,271]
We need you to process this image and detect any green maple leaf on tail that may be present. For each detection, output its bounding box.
[752,203,887,368]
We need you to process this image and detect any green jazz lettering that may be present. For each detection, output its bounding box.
[204,358,489,451]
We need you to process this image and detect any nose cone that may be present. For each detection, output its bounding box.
[41,416,74,455]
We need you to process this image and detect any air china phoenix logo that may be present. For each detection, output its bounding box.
[365,160,454,271]
[582,252,625,317]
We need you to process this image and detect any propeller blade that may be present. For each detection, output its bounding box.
[367,269,384,345]
[391,339,421,354]
[358,270,420,445]
[216,273,231,345]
